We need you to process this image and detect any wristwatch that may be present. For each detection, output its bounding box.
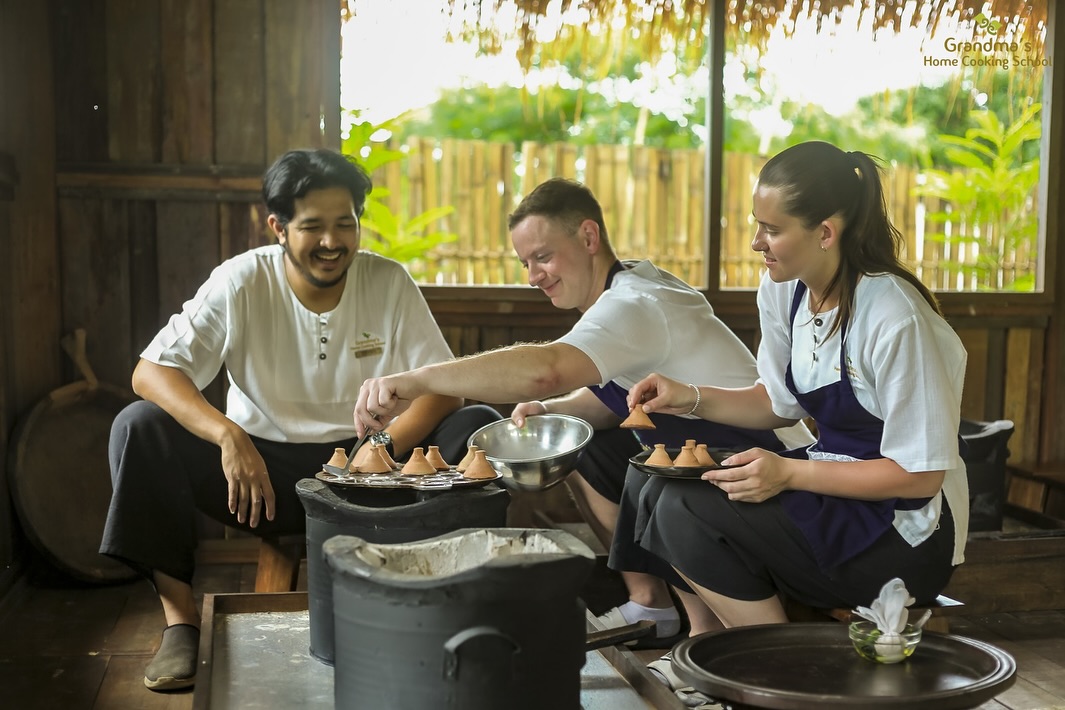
[370,431,394,459]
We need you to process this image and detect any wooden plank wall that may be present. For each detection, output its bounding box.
[1,0,59,593]
[0,0,341,586]
[0,154,16,585]
[52,0,339,392]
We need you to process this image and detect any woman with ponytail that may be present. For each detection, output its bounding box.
[625,141,969,645]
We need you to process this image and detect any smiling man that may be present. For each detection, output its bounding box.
[99,149,500,692]
[354,177,812,647]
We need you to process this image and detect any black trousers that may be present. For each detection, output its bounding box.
[624,470,957,608]
[575,427,644,503]
[100,400,501,584]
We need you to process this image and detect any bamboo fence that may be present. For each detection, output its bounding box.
[368,137,1038,291]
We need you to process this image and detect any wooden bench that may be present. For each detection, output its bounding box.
[1006,462,1065,526]
[785,593,964,633]
[254,534,306,593]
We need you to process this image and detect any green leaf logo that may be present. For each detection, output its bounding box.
[974,13,1001,34]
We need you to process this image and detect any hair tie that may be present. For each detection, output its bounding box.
[848,150,863,178]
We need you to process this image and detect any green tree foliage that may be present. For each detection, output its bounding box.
[341,113,458,278]
[915,103,1041,290]
[395,81,708,148]
[394,29,710,149]
[853,70,1043,168]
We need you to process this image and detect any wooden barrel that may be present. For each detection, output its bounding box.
[7,330,137,583]
[9,379,138,583]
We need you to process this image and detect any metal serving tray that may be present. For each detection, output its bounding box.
[193,592,685,710]
[315,466,500,491]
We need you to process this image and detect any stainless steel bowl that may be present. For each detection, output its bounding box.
[467,414,594,491]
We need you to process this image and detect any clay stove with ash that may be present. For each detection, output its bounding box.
[296,477,510,664]
[324,528,595,710]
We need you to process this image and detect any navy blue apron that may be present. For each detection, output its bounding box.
[780,282,929,571]
[588,261,784,452]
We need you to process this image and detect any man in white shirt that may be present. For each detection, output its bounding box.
[354,177,813,647]
[100,149,500,691]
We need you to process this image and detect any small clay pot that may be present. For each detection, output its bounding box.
[462,450,498,479]
[360,446,393,474]
[425,445,450,471]
[694,444,717,467]
[645,444,673,467]
[456,445,480,473]
[376,443,398,468]
[402,447,437,475]
[351,444,374,470]
[325,447,348,470]
[673,445,700,467]
[620,407,655,430]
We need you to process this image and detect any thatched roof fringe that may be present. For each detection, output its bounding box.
[414,1,1048,73]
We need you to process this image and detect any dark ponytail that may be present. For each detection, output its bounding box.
[758,141,940,337]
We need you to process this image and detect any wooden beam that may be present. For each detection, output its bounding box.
[56,166,261,195]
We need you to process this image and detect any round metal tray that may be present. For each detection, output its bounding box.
[316,467,500,491]
[671,623,1016,709]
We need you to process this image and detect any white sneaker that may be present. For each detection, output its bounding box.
[596,602,683,648]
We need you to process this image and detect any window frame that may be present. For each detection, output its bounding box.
[422,1,1062,321]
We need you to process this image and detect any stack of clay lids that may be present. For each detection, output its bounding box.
[621,406,655,429]
[456,445,480,473]
[402,447,437,475]
[462,450,497,479]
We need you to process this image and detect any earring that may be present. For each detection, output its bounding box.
[821,244,828,252]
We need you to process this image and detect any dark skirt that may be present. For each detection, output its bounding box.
[573,427,644,503]
[615,465,956,608]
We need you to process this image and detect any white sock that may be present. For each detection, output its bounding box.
[618,600,681,637]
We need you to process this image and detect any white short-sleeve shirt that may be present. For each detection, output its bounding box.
[756,272,970,563]
[142,246,453,443]
[557,260,814,450]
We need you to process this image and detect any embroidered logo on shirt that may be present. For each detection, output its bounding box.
[843,356,862,383]
[352,333,385,359]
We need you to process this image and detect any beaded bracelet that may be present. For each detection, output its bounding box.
[685,383,701,416]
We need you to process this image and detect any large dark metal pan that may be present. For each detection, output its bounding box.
[671,623,1016,709]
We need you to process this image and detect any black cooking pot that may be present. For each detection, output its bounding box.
[324,528,596,710]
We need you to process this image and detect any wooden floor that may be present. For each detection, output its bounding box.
[2,540,1065,710]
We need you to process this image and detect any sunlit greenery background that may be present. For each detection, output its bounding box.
[340,0,1045,291]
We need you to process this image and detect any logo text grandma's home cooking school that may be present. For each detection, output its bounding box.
[922,12,1050,70]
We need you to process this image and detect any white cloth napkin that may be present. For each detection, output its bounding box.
[851,577,919,661]
[852,577,913,634]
